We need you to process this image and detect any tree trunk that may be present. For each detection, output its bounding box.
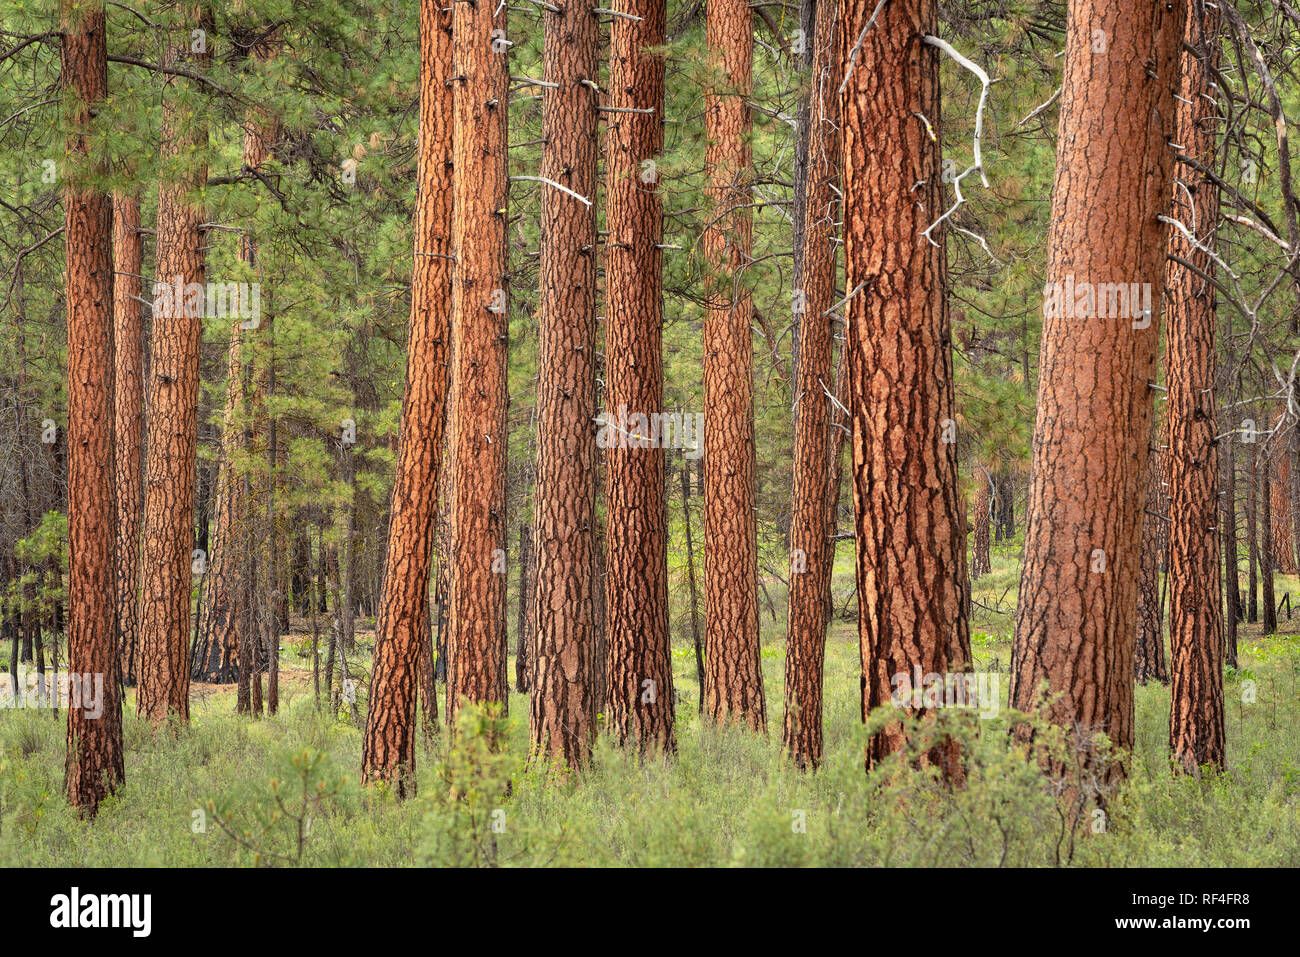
[840,0,970,771]
[1262,457,1278,634]
[137,6,213,725]
[1135,440,1167,683]
[781,0,839,769]
[1010,0,1182,773]
[445,0,510,724]
[1246,442,1258,623]
[361,0,452,794]
[702,0,765,732]
[515,523,532,694]
[971,466,992,579]
[527,0,600,766]
[112,192,144,688]
[603,0,676,752]
[1272,448,1295,574]
[679,460,705,716]
[62,0,124,814]
[1165,0,1225,774]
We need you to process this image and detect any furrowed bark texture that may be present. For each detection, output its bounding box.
[529,0,599,767]
[363,0,453,793]
[603,0,676,752]
[446,0,509,723]
[63,0,125,814]
[782,0,840,769]
[839,0,969,770]
[1010,0,1182,770]
[703,0,765,732]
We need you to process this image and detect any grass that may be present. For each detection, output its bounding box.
[2,548,1299,866]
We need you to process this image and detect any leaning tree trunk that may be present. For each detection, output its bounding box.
[528,0,600,767]
[62,0,124,815]
[1165,0,1225,775]
[781,0,840,770]
[840,0,970,772]
[361,0,452,794]
[445,0,509,724]
[137,6,213,726]
[112,192,144,688]
[603,0,676,752]
[702,0,765,732]
[1010,0,1182,774]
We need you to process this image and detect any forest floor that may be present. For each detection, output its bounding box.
[2,544,1299,866]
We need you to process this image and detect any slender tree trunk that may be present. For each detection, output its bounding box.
[515,523,532,694]
[840,0,970,771]
[1010,0,1182,772]
[971,466,992,579]
[361,0,452,793]
[1273,448,1295,574]
[1247,442,1258,622]
[703,0,765,732]
[137,6,213,725]
[1136,439,1167,683]
[603,0,675,752]
[680,461,705,715]
[1262,448,1278,635]
[112,192,144,688]
[445,0,509,724]
[528,0,599,766]
[781,0,839,769]
[1165,0,1225,774]
[62,0,124,814]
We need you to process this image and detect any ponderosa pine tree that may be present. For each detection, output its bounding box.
[1166,0,1225,773]
[782,0,840,770]
[528,0,598,767]
[62,0,124,815]
[137,4,213,725]
[839,0,969,771]
[363,0,453,793]
[703,0,765,732]
[445,0,509,723]
[603,0,676,752]
[112,191,143,687]
[1011,0,1183,768]
[971,466,992,579]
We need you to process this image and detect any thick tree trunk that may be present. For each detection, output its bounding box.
[703,0,765,732]
[1165,0,1225,774]
[112,192,144,688]
[781,0,839,769]
[445,0,509,724]
[528,0,599,766]
[603,0,676,752]
[1010,0,1182,772]
[136,6,213,726]
[62,0,124,814]
[361,0,452,794]
[840,0,970,771]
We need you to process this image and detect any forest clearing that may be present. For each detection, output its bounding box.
[1,0,1299,897]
